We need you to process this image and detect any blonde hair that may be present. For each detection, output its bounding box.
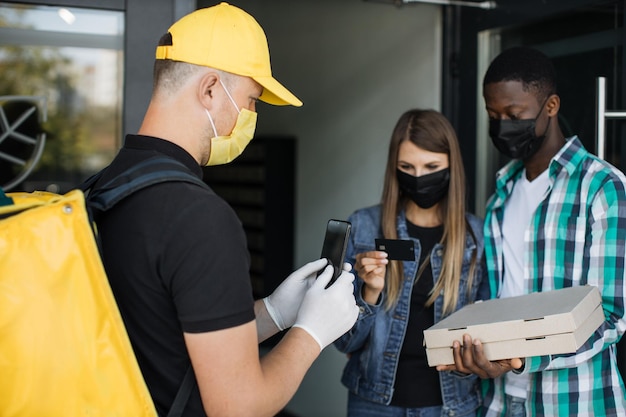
[380,109,477,315]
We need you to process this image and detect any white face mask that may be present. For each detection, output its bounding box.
[205,79,258,166]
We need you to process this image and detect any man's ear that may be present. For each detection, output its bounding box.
[198,71,219,109]
[546,94,560,117]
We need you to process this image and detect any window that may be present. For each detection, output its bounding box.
[0,2,124,192]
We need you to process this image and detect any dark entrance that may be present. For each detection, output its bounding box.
[443,0,626,378]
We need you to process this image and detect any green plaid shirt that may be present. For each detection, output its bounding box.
[482,137,626,416]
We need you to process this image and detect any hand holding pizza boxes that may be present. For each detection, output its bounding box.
[424,286,604,366]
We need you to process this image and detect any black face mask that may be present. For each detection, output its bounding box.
[396,168,450,209]
[488,102,551,160]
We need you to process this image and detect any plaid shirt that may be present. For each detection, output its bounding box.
[482,136,626,416]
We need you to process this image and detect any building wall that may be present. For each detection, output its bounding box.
[124,0,197,134]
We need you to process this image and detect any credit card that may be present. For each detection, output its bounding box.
[375,238,415,261]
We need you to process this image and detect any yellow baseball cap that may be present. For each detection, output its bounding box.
[155,2,302,107]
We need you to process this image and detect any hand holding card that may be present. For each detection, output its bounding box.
[375,238,415,261]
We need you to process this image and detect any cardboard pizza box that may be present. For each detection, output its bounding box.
[423,286,603,366]
[426,304,604,366]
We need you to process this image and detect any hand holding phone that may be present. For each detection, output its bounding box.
[317,219,352,288]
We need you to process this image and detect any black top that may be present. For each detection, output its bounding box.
[92,135,255,417]
[390,220,444,408]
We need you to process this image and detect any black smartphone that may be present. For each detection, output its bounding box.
[317,219,352,287]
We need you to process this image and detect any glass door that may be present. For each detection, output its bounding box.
[474,0,626,377]
[474,1,625,215]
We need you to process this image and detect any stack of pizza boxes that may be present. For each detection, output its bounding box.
[424,286,604,366]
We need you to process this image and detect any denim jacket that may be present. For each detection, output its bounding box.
[334,204,489,417]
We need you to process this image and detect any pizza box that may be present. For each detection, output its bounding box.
[426,304,604,366]
[423,286,603,366]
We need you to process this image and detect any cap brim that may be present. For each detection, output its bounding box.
[254,75,302,107]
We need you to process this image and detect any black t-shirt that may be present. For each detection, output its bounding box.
[92,135,255,417]
[390,220,444,408]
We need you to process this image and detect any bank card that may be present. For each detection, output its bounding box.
[374,238,415,261]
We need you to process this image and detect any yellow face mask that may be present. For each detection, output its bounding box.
[205,80,258,166]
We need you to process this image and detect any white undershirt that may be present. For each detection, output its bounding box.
[501,167,550,399]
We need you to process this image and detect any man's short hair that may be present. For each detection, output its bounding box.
[483,46,557,101]
[152,58,236,98]
[153,59,202,94]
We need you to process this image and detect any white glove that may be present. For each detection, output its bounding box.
[263,258,328,331]
[292,264,359,351]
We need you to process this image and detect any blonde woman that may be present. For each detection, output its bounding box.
[334,109,488,417]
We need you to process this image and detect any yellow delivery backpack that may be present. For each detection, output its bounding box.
[0,157,205,417]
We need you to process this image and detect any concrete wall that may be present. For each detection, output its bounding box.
[216,1,442,416]
[124,0,197,134]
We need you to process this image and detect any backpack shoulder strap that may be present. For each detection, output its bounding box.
[80,156,201,415]
[83,156,209,212]
[0,188,13,206]
[166,365,196,417]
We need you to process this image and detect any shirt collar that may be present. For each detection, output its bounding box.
[491,136,584,209]
[549,135,585,179]
[123,134,203,178]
